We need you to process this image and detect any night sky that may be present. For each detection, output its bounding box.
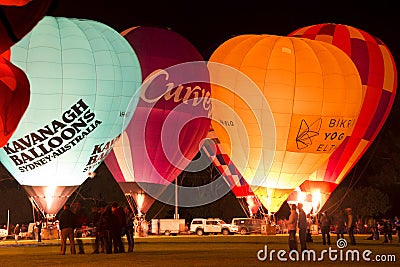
[47,1,400,61]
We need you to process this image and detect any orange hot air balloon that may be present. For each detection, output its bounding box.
[0,55,29,147]
[208,34,363,213]
[287,23,397,213]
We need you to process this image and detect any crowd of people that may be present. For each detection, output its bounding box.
[58,201,135,255]
[5,201,400,255]
[277,204,400,252]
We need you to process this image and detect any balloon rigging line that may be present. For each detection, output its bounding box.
[325,123,385,214]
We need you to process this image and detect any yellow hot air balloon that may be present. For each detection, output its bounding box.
[208,34,363,213]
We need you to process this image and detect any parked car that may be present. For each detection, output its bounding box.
[189,218,238,236]
[231,218,265,235]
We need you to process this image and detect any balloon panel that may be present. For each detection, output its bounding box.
[0,16,142,188]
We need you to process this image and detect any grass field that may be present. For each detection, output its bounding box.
[0,234,398,267]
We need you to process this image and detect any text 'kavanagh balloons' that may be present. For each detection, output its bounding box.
[0,16,142,215]
[209,34,363,213]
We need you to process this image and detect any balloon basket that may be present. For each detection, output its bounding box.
[261,224,276,235]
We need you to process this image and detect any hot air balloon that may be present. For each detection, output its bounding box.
[0,55,29,147]
[104,26,211,217]
[208,34,363,214]
[0,16,142,218]
[287,23,398,213]
[201,128,265,217]
[0,0,31,6]
[0,0,52,53]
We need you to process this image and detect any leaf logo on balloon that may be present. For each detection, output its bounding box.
[296,118,322,150]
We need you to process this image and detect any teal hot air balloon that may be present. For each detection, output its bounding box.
[0,16,141,217]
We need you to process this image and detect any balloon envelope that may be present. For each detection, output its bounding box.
[105,26,211,216]
[0,0,52,53]
[0,0,31,6]
[0,16,142,215]
[0,56,29,147]
[288,23,397,212]
[209,34,363,213]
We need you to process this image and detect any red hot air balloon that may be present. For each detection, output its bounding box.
[0,0,51,53]
[288,23,397,212]
[105,26,211,217]
[0,55,29,147]
[0,0,31,6]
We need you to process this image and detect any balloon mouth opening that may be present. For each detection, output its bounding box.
[22,185,79,215]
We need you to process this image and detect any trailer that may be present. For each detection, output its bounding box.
[150,219,186,236]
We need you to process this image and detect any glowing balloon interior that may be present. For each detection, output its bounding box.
[0,16,142,215]
[209,34,363,213]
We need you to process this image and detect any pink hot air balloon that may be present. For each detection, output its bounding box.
[288,23,397,213]
[0,55,29,147]
[105,26,211,216]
